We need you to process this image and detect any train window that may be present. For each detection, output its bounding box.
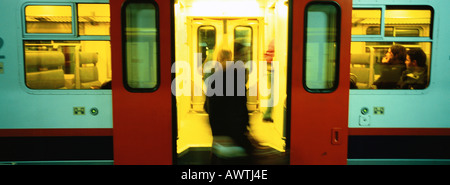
[304,3,340,92]
[24,40,112,89]
[385,8,432,37]
[197,26,216,65]
[350,6,433,90]
[77,4,111,36]
[352,9,382,35]
[350,42,431,90]
[123,2,159,91]
[25,5,73,34]
[234,26,253,63]
[22,3,112,90]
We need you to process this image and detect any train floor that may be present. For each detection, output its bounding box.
[177,107,288,165]
[177,146,289,165]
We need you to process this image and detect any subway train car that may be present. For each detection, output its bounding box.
[0,0,449,165]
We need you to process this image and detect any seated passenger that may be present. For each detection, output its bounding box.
[100,80,112,89]
[373,45,407,89]
[350,73,358,89]
[397,48,428,89]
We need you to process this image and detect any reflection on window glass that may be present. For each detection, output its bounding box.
[304,3,339,91]
[25,5,73,34]
[385,9,431,37]
[78,4,111,36]
[234,26,252,63]
[124,2,158,90]
[24,40,112,89]
[198,26,216,64]
[383,27,420,37]
[352,9,381,35]
[350,42,430,89]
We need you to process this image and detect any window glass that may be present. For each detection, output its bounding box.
[350,7,433,90]
[304,3,339,91]
[234,26,252,63]
[383,26,420,37]
[385,9,431,37]
[352,9,381,35]
[24,40,112,89]
[197,26,216,65]
[25,5,73,34]
[23,3,112,90]
[350,42,430,89]
[77,4,111,36]
[123,2,158,90]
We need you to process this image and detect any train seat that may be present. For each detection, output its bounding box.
[350,53,370,89]
[25,51,66,89]
[79,52,102,89]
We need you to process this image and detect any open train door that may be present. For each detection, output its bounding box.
[289,0,351,164]
[111,0,173,164]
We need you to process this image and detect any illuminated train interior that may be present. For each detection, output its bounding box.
[173,0,289,164]
[0,0,449,165]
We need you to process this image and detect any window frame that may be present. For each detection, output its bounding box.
[22,3,77,38]
[20,1,111,95]
[302,1,341,93]
[121,0,160,93]
[350,5,434,94]
[197,25,217,65]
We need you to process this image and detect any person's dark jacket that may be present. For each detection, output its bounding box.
[204,66,253,155]
[374,63,406,89]
[397,67,428,89]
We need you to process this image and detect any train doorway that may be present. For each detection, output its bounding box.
[174,1,289,164]
[111,0,350,165]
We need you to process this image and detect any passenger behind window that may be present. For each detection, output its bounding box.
[397,48,428,89]
[100,80,112,89]
[373,44,406,89]
[350,73,358,89]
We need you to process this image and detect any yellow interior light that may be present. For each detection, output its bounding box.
[190,0,262,17]
[26,5,72,17]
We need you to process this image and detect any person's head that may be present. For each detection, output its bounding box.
[385,44,407,64]
[406,48,427,69]
[216,49,232,68]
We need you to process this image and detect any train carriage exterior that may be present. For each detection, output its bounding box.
[0,0,449,165]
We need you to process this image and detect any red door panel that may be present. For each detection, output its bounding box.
[111,0,173,165]
[290,0,351,165]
